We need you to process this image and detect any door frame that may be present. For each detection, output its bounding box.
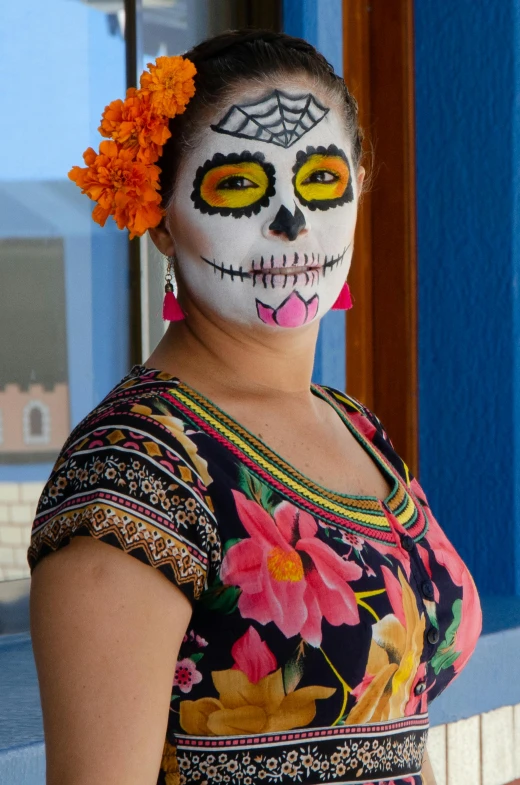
[343,0,419,474]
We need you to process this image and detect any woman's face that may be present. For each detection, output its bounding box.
[168,80,363,330]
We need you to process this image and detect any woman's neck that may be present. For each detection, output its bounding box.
[145,306,319,399]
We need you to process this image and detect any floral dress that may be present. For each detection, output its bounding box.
[27,365,482,785]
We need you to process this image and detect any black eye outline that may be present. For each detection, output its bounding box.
[191,151,276,218]
[292,144,354,211]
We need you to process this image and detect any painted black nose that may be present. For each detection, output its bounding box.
[269,204,306,241]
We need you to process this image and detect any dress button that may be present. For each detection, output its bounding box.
[427,627,440,645]
[401,535,415,552]
[414,681,427,695]
[422,580,434,600]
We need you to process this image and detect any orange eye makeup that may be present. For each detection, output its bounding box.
[292,145,354,210]
[191,152,276,218]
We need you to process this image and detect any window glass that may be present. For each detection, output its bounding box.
[140,0,245,356]
[0,0,129,582]
[0,0,278,593]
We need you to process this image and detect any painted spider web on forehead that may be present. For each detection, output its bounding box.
[210,90,329,148]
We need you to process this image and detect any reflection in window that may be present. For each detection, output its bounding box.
[23,402,50,446]
[141,0,248,357]
[0,238,70,463]
[0,0,129,584]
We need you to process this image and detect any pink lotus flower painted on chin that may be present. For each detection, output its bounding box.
[221,490,363,647]
[256,291,319,328]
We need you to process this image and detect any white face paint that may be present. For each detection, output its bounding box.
[168,83,360,330]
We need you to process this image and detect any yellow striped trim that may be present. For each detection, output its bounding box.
[174,389,388,527]
[171,386,419,533]
[327,390,363,412]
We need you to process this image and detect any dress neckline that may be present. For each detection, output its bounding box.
[128,364,426,544]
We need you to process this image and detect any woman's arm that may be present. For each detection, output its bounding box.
[422,748,438,785]
[30,535,192,785]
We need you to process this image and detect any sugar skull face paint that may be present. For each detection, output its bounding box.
[293,145,353,210]
[191,151,276,218]
[167,83,361,330]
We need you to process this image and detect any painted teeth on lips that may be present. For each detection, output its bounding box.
[266,265,321,275]
[250,253,322,273]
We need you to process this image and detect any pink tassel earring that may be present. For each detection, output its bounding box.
[332,281,353,311]
[162,255,185,321]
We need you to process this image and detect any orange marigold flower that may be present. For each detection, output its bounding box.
[68,140,164,238]
[140,55,196,118]
[98,88,171,164]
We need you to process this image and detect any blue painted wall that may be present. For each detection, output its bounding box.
[514,0,520,597]
[414,1,519,595]
[283,0,347,392]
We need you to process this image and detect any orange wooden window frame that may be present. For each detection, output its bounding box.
[343,0,419,475]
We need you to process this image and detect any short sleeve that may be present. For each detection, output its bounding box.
[27,394,221,603]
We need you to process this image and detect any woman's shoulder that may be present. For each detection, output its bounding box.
[58,365,205,469]
[319,384,394,445]
[28,366,218,599]
[319,383,413,486]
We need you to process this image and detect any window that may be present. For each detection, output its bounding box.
[0,0,129,581]
[0,0,281,590]
[23,402,51,446]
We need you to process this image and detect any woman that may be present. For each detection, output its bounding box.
[27,30,481,785]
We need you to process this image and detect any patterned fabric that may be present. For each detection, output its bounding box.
[27,365,482,785]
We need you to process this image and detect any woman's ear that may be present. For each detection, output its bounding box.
[357,165,366,193]
[148,218,175,257]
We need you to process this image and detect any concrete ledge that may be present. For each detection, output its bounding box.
[0,633,43,751]
[0,741,45,785]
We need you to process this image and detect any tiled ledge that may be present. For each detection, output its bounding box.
[428,706,520,785]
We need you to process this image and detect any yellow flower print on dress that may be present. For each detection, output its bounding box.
[131,403,212,486]
[160,739,181,785]
[180,667,335,736]
[346,566,426,723]
[179,626,335,735]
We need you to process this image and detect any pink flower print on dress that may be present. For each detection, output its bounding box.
[256,291,319,328]
[174,657,203,693]
[186,628,208,648]
[221,491,363,646]
[347,410,377,441]
[340,531,365,551]
[411,478,482,673]
[231,626,277,684]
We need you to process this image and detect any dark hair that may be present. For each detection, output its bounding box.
[158,28,364,207]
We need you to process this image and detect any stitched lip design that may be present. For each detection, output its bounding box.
[201,246,348,288]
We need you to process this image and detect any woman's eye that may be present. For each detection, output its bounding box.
[218,176,258,190]
[302,170,339,185]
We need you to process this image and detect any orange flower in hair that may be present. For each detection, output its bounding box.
[139,55,197,118]
[99,88,171,165]
[68,54,197,238]
[69,141,163,239]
